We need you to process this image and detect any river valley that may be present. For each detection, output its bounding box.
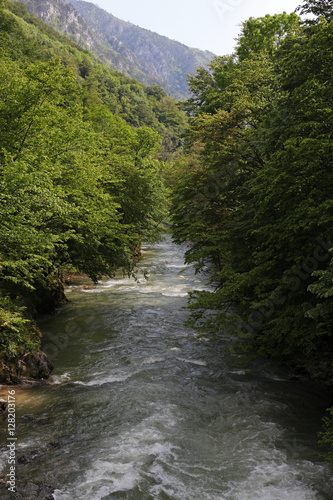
[0,236,332,499]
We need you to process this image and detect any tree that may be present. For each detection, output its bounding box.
[171,9,333,365]
[236,13,300,61]
[296,0,333,24]
[0,0,183,374]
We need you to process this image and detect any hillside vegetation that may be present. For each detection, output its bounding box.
[14,0,215,99]
[170,1,333,458]
[0,0,186,376]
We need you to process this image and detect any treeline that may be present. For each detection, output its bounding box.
[0,1,186,363]
[171,1,333,457]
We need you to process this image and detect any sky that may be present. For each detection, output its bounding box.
[90,0,304,55]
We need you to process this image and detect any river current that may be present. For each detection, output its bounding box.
[1,236,332,499]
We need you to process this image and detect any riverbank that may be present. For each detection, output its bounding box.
[0,270,332,391]
[0,271,91,386]
[0,351,53,386]
[0,237,332,498]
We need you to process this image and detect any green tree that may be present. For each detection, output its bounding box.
[236,13,300,61]
[296,0,333,24]
[0,0,181,370]
[171,8,333,365]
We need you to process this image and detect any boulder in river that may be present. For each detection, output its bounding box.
[0,351,53,385]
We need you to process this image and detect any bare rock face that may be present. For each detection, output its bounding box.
[0,351,53,385]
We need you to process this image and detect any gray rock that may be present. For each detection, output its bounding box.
[0,478,54,499]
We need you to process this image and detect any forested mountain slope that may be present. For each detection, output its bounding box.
[0,0,187,380]
[13,0,215,98]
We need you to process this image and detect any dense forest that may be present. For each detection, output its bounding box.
[171,1,333,457]
[0,0,332,457]
[0,0,186,371]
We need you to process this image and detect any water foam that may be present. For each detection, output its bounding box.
[228,459,319,500]
[142,356,165,365]
[176,357,207,366]
[49,372,72,385]
[74,372,133,386]
[54,407,180,499]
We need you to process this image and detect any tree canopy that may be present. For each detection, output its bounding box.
[0,0,187,359]
[172,8,333,366]
[171,2,333,456]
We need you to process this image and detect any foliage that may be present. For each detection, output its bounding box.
[0,295,40,357]
[171,8,333,365]
[236,12,301,60]
[0,0,188,153]
[296,0,333,24]
[14,0,215,99]
[171,2,333,459]
[0,0,185,359]
[307,253,333,328]
[319,407,333,462]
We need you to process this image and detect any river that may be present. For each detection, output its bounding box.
[1,235,332,499]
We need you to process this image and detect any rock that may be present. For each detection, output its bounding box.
[18,447,48,465]
[17,434,79,466]
[289,375,300,381]
[0,399,7,413]
[0,478,54,499]
[34,279,68,315]
[312,371,327,381]
[294,365,309,376]
[0,351,53,385]
[21,352,54,379]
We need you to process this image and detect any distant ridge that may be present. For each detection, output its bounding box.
[15,0,215,98]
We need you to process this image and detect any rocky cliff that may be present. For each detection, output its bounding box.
[15,0,215,98]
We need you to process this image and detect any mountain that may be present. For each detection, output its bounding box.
[14,0,215,99]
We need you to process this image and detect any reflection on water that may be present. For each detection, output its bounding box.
[1,236,332,499]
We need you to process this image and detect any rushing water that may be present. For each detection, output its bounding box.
[1,236,333,499]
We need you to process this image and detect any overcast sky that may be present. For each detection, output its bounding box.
[90,0,303,55]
